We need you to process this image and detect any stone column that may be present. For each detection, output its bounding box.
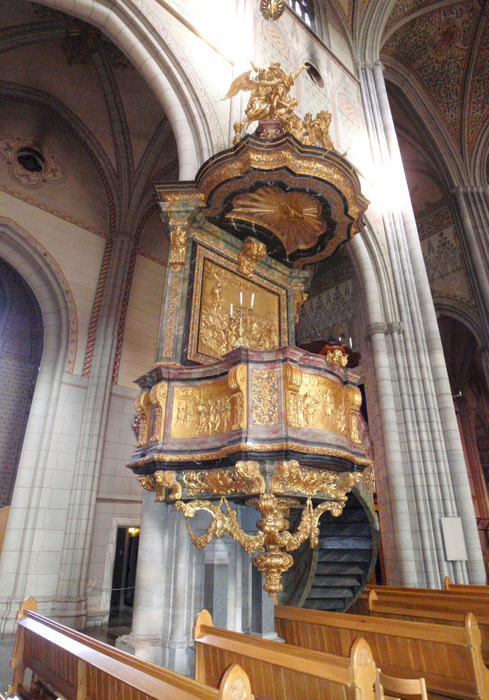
[203,540,231,629]
[356,61,485,585]
[53,235,135,626]
[451,187,489,386]
[120,490,206,675]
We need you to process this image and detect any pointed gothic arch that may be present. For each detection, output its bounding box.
[0,217,75,625]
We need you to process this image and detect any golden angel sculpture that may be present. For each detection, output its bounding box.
[224,61,334,150]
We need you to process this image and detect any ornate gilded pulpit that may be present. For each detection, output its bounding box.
[128,63,372,597]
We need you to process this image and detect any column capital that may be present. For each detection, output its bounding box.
[450,185,489,196]
[359,59,384,73]
[387,321,404,335]
[367,322,388,337]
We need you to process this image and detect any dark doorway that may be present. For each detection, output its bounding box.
[109,526,139,627]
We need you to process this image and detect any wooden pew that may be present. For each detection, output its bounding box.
[375,669,428,700]
[351,582,489,618]
[8,597,253,700]
[368,582,489,603]
[365,588,489,663]
[275,603,489,699]
[444,575,489,595]
[193,609,377,700]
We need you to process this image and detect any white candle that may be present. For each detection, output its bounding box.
[230,303,233,317]
[240,291,243,305]
[251,293,255,308]
[349,337,352,347]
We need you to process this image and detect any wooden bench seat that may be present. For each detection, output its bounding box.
[8,597,253,700]
[275,603,489,699]
[193,609,377,700]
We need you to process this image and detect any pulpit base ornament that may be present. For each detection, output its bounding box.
[143,460,364,596]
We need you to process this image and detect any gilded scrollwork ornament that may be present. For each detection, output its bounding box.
[183,461,265,497]
[149,382,168,442]
[175,497,265,552]
[293,290,308,323]
[139,470,182,501]
[174,489,362,596]
[133,390,151,447]
[270,460,362,502]
[362,465,374,495]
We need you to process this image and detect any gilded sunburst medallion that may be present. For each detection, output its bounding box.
[259,0,286,21]
[226,186,326,254]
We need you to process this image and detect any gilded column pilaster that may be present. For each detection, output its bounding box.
[156,191,205,364]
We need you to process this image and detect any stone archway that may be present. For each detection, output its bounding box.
[0,257,43,508]
[0,217,73,632]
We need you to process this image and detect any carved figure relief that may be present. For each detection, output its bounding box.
[298,374,346,434]
[171,382,235,439]
[238,237,267,278]
[198,259,280,359]
[224,61,335,150]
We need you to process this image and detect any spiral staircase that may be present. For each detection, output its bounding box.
[278,482,379,612]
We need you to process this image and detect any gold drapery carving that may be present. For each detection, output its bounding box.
[175,489,360,596]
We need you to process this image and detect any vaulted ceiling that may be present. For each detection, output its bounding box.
[330,0,489,196]
[0,0,177,256]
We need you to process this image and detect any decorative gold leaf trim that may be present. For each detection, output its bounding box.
[270,460,362,500]
[139,470,182,501]
[182,461,265,497]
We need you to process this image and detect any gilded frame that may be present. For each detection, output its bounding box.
[188,245,288,364]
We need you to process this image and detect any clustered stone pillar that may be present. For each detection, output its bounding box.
[121,490,205,675]
[53,235,135,627]
[356,60,485,586]
[451,186,489,386]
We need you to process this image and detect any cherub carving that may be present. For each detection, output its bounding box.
[224,62,306,143]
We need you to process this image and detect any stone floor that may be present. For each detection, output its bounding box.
[0,610,133,695]
[0,634,15,695]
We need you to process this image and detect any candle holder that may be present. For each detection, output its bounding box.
[230,293,255,348]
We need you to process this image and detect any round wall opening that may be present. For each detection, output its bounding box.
[16,147,45,173]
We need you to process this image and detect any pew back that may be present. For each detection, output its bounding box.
[9,598,252,700]
[275,604,489,699]
[194,609,377,700]
[366,589,489,663]
[444,576,489,595]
